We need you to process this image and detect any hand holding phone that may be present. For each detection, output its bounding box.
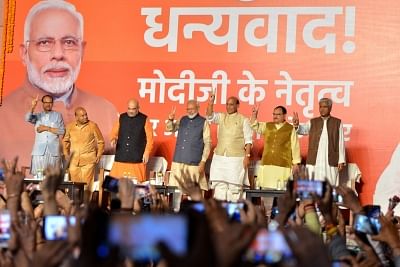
[0,210,11,248]
[294,180,325,200]
[108,214,188,262]
[103,175,119,193]
[43,215,76,240]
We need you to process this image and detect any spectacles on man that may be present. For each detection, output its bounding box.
[27,37,82,52]
[272,113,283,116]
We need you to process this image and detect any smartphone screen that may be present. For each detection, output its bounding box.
[332,188,344,204]
[0,210,11,248]
[295,180,325,199]
[244,228,293,264]
[43,215,76,240]
[135,185,152,205]
[222,202,244,222]
[353,214,381,235]
[108,214,188,262]
[103,175,119,193]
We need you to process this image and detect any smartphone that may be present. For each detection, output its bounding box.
[244,228,293,264]
[0,168,4,181]
[135,185,152,205]
[353,214,381,235]
[332,188,344,204]
[191,202,205,213]
[294,180,325,200]
[103,175,120,193]
[222,202,244,222]
[108,214,188,262]
[0,210,11,248]
[43,215,76,240]
[363,205,381,218]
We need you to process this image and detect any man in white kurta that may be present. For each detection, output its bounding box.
[294,98,345,186]
[374,143,400,214]
[207,96,253,202]
[250,106,301,189]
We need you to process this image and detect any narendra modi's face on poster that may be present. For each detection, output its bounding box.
[20,7,85,96]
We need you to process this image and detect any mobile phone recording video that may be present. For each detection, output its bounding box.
[43,215,77,241]
[103,175,119,193]
[222,202,245,222]
[108,214,188,262]
[244,228,294,264]
[0,210,11,248]
[353,213,381,235]
[294,180,325,200]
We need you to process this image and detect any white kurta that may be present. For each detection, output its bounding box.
[298,117,346,186]
[208,112,253,186]
[374,143,400,214]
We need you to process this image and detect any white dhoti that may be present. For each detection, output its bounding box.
[210,154,249,202]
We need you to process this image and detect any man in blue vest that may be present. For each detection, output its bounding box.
[166,100,211,192]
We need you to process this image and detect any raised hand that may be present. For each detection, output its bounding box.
[31,95,39,112]
[292,111,299,127]
[168,106,176,120]
[209,87,216,104]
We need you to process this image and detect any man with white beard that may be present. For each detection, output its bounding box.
[165,100,211,193]
[0,0,117,169]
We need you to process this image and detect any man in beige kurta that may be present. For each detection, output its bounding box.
[63,107,104,190]
[250,105,300,189]
[207,96,253,202]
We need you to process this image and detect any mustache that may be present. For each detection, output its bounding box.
[41,62,72,74]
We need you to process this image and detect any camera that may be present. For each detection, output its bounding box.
[108,214,188,262]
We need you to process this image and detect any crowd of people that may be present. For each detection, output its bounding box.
[0,158,400,267]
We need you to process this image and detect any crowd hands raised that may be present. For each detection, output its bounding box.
[1,158,400,267]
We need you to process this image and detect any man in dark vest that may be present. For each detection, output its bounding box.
[109,99,154,182]
[293,98,346,185]
[166,100,211,192]
[250,105,301,189]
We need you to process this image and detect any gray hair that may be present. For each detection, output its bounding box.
[319,97,333,108]
[24,0,84,43]
[187,99,200,109]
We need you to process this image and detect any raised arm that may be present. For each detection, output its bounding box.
[25,95,39,124]
[206,90,215,118]
[165,106,179,132]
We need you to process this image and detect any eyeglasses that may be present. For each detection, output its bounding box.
[27,37,82,52]
[273,113,283,116]
[42,101,53,104]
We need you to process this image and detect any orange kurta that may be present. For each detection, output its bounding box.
[63,120,105,187]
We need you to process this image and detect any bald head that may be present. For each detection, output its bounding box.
[74,107,88,125]
[127,99,140,117]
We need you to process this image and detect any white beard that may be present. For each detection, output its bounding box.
[188,113,198,119]
[27,59,81,95]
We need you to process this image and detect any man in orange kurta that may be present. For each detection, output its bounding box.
[109,99,153,182]
[63,107,104,190]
